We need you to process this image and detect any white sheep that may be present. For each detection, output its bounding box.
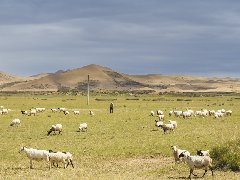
[171,146,190,163]
[19,146,50,169]
[35,108,45,112]
[169,110,173,116]
[58,107,66,113]
[168,120,177,129]
[48,150,74,169]
[21,110,28,115]
[158,114,165,120]
[173,110,182,117]
[196,150,210,156]
[51,108,58,113]
[29,109,37,116]
[64,110,70,115]
[10,118,21,126]
[73,110,80,115]
[156,110,164,115]
[155,120,163,127]
[1,108,9,114]
[214,112,223,118]
[47,124,63,136]
[79,123,87,132]
[225,110,232,116]
[159,123,174,134]
[179,151,214,179]
[150,111,155,116]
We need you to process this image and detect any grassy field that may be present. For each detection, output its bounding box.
[0,93,239,179]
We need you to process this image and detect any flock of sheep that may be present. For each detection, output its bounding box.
[1,104,233,178]
[2,106,91,169]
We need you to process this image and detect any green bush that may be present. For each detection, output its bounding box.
[211,139,240,171]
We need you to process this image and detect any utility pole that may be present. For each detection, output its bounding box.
[87,74,90,105]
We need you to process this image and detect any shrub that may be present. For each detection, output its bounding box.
[211,139,240,171]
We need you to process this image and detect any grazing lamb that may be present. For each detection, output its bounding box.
[79,123,87,132]
[150,111,155,116]
[10,118,21,126]
[19,146,50,169]
[48,150,74,169]
[196,150,210,156]
[159,123,174,134]
[47,124,63,136]
[171,146,190,163]
[58,107,66,113]
[168,120,177,129]
[1,108,9,114]
[179,151,214,179]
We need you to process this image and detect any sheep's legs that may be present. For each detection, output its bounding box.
[29,159,33,169]
[210,166,214,176]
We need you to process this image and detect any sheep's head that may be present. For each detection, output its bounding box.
[171,145,177,151]
[196,150,203,156]
[178,151,188,158]
[19,146,26,153]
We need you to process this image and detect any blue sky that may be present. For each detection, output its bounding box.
[0,0,240,77]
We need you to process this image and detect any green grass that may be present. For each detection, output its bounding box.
[0,93,239,179]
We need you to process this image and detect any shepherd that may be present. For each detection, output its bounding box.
[110,102,114,113]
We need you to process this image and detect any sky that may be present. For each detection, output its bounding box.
[0,0,240,77]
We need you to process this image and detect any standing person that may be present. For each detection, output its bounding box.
[110,102,114,113]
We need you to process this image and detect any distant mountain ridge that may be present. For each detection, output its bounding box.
[0,64,240,92]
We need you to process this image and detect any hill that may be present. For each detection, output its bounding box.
[0,64,240,92]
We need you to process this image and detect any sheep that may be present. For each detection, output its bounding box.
[225,110,232,116]
[48,150,74,169]
[150,111,155,116]
[158,114,165,120]
[10,118,21,126]
[47,124,63,136]
[79,123,87,132]
[29,109,37,116]
[89,110,94,116]
[64,110,70,115]
[214,112,223,118]
[168,120,177,129]
[196,150,210,156]
[156,110,163,115]
[171,146,190,163]
[58,107,66,113]
[173,110,182,117]
[182,111,191,119]
[159,123,174,134]
[155,120,163,127]
[169,110,173,116]
[35,108,45,112]
[51,108,58,113]
[19,146,50,169]
[73,110,80,115]
[179,151,213,179]
[1,108,8,114]
[21,110,28,115]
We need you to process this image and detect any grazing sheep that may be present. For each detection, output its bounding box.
[10,118,21,126]
[150,111,155,116]
[21,110,28,115]
[79,123,87,132]
[155,120,163,127]
[64,110,70,115]
[159,123,174,134]
[196,150,210,156]
[179,151,214,179]
[58,107,66,113]
[173,110,182,117]
[47,124,63,136]
[158,114,165,121]
[35,108,45,112]
[51,108,58,113]
[29,109,37,116]
[171,146,190,163]
[156,110,164,115]
[225,110,232,116]
[168,120,177,129]
[1,108,8,114]
[19,146,50,169]
[214,112,223,118]
[73,110,80,115]
[48,150,74,169]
